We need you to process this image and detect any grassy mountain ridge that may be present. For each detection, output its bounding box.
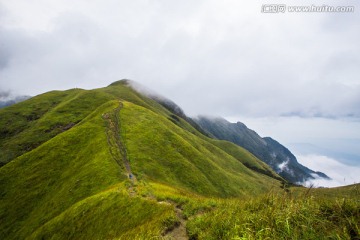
[120,101,280,197]
[0,80,358,239]
[0,80,281,239]
[0,81,183,167]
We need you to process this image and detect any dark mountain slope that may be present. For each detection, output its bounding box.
[194,116,329,183]
[263,137,329,181]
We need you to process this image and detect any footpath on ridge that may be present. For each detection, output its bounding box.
[103,101,189,239]
[103,101,136,184]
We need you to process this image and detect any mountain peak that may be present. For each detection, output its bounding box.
[108,79,133,87]
[236,121,248,129]
[195,115,227,122]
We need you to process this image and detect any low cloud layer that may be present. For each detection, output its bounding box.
[1,0,360,119]
[0,90,11,100]
[297,154,360,187]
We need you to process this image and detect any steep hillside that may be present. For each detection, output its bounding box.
[0,80,284,239]
[263,137,329,181]
[0,89,114,166]
[119,101,280,197]
[193,116,329,183]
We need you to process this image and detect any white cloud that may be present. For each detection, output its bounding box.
[225,116,360,148]
[0,0,359,120]
[297,154,360,187]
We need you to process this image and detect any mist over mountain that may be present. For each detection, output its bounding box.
[123,80,329,184]
[124,79,213,138]
[0,91,30,108]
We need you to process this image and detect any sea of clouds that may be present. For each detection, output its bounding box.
[297,154,360,187]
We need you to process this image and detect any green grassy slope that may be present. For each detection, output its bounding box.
[120,101,280,197]
[0,80,283,239]
[28,184,176,240]
[1,80,358,239]
[0,101,124,239]
[186,184,360,239]
[0,81,175,167]
[0,89,114,166]
[209,140,282,181]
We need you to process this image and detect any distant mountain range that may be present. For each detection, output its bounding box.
[193,116,329,183]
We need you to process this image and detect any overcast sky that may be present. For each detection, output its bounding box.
[1,1,359,185]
